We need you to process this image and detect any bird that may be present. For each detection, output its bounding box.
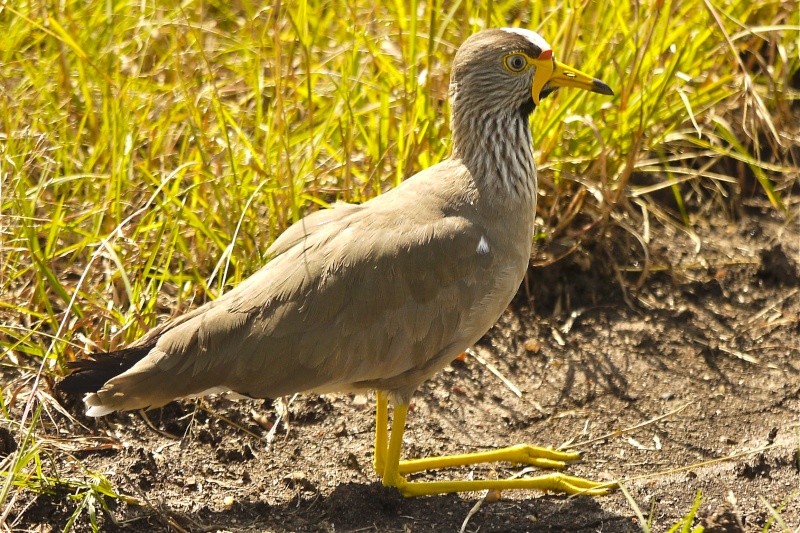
[58,28,614,498]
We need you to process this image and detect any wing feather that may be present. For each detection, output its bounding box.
[90,165,501,410]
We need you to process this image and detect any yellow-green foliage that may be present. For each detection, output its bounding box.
[1,0,797,369]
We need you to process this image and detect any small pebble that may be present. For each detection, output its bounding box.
[523,339,541,353]
[485,489,502,502]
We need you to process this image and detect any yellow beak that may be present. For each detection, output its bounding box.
[531,58,613,105]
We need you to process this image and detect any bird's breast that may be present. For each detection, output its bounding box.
[457,219,533,347]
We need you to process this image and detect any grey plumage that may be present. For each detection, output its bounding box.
[59,28,605,422]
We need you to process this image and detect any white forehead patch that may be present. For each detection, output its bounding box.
[501,28,552,52]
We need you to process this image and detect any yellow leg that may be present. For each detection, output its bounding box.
[373,391,389,476]
[376,398,615,498]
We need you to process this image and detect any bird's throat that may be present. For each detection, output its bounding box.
[518,98,536,119]
[451,108,537,204]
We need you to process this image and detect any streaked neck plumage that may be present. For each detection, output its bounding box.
[448,80,537,205]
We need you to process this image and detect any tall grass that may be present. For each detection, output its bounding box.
[1,0,798,529]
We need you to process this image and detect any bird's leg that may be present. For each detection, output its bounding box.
[373,391,390,476]
[377,400,615,498]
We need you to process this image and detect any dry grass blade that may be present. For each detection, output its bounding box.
[569,401,694,448]
[466,349,522,398]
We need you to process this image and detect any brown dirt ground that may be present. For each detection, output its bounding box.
[3,198,800,532]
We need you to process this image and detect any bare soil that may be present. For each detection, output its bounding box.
[4,199,799,532]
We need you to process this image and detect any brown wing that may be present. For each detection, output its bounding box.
[264,201,362,258]
[85,164,497,412]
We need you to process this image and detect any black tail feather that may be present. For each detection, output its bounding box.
[57,339,157,395]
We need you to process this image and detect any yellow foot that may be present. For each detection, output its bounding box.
[386,472,616,498]
[398,444,582,474]
[373,395,615,499]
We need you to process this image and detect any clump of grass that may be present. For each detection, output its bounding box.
[665,489,704,533]
[532,0,798,265]
[1,0,798,528]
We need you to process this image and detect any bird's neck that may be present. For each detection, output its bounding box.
[449,102,537,205]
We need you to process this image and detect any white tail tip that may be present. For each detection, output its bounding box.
[83,393,116,417]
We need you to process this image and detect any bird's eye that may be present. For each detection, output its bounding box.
[504,54,528,73]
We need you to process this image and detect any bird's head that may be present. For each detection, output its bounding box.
[450,28,613,117]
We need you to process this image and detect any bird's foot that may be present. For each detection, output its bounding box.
[373,458,385,477]
[374,398,614,498]
[384,471,616,498]
[397,443,582,474]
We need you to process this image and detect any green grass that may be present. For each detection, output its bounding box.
[1,0,798,529]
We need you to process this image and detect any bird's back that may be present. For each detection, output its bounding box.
[61,158,535,414]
